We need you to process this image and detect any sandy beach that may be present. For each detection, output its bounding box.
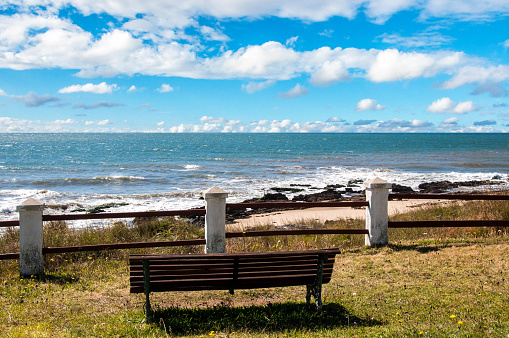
[231,198,450,229]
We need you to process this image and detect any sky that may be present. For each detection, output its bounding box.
[0,1,508,133]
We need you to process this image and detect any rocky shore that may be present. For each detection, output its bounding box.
[225,178,506,223]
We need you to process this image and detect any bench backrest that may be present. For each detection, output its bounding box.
[129,249,340,294]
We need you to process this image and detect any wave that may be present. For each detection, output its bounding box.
[179,164,202,171]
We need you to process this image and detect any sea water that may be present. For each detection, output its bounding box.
[1,133,508,224]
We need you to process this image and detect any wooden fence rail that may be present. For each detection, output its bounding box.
[0,228,368,261]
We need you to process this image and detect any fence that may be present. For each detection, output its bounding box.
[1,178,508,276]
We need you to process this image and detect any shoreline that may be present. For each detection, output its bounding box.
[0,179,506,227]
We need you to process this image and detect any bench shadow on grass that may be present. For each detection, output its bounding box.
[388,243,440,253]
[153,302,381,336]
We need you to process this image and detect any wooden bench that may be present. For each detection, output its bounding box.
[129,248,340,321]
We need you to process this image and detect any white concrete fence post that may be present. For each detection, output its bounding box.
[203,186,228,254]
[364,178,391,246]
[17,198,45,277]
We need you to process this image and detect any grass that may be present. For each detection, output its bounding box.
[1,196,508,337]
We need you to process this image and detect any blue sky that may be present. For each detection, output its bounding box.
[0,1,508,133]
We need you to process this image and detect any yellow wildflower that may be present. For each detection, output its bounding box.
[450,315,456,319]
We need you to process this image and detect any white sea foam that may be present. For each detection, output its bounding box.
[1,167,508,227]
[181,164,202,171]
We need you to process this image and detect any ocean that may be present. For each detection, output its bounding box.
[1,133,508,225]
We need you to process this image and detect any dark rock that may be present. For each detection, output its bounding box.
[419,180,502,193]
[418,181,458,193]
[260,193,289,201]
[325,184,346,189]
[86,202,129,213]
[457,180,499,187]
[391,184,415,193]
[271,187,305,193]
[292,189,342,202]
[243,193,289,203]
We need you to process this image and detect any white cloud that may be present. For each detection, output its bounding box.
[427,97,477,114]
[504,39,509,48]
[310,60,349,86]
[54,119,78,124]
[441,65,509,90]
[169,117,352,133]
[85,119,114,126]
[0,4,506,94]
[128,85,137,92]
[286,36,298,47]
[8,0,507,31]
[200,26,230,42]
[453,100,476,114]
[242,79,276,93]
[427,97,455,113]
[200,116,241,125]
[207,41,300,80]
[84,29,142,64]
[421,0,509,21]
[0,89,6,96]
[319,29,334,37]
[0,116,122,132]
[377,31,454,48]
[438,116,459,129]
[200,116,226,124]
[59,82,117,94]
[278,84,308,99]
[367,48,451,82]
[355,98,386,111]
[458,126,506,133]
[2,113,507,133]
[0,12,482,90]
[157,84,174,93]
[364,0,420,24]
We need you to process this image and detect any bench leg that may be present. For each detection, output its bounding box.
[143,260,152,322]
[306,255,326,312]
[306,283,323,312]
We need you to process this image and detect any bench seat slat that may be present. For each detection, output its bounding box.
[130,267,334,285]
[129,256,331,268]
[130,261,333,274]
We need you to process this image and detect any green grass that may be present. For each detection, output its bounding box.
[1,197,508,337]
